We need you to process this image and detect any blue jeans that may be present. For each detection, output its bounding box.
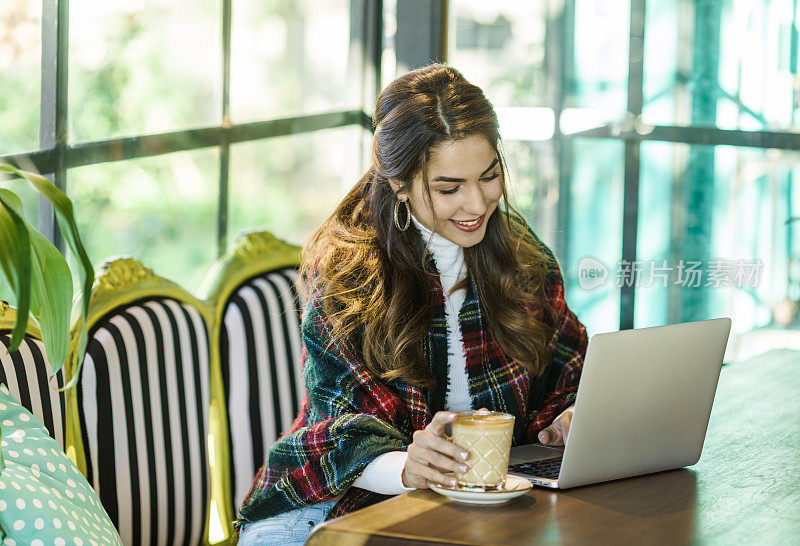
[237,500,338,545]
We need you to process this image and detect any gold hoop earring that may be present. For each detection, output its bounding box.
[394,199,411,231]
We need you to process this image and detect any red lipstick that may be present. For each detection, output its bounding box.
[450,214,485,232]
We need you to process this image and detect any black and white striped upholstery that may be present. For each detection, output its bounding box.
[220,267,304,511]
[0,333,66,448]
[76,297,210,546]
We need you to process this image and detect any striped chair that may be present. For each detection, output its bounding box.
[0,302,66,448]
[199,231,303,541]
[66,258,214,546]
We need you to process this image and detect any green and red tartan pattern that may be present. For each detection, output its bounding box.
[235,231,588,527]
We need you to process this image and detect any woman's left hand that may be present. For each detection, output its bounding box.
[538,406,574,446]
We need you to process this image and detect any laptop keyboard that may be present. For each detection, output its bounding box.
[509,458,563,480]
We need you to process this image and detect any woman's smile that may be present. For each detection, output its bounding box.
[450,214,485,232]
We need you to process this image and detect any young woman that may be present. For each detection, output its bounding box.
[235,63,588,545]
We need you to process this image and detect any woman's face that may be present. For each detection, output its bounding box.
[401,135,504,248]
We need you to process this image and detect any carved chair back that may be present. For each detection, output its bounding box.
[198,231,303,537]
[66,258,216,546]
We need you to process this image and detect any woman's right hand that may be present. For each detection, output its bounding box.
[402,411,470,489]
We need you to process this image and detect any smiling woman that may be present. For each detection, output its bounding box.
[235,63,588,546]
[303,66,561,389]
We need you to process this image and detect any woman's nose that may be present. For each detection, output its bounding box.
[462,183,487,215]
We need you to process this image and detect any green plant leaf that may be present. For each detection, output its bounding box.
[28,224,74,371]
[0,164,94,384]
[0,189,32,351]
[0,188,72,370]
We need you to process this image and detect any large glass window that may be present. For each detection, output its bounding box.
[448,1,549,108]
[570,0,629,117]
[501,140,558,243]
[2,0,372,303]
[5,0,800,362]
[69,0,222,142]
[447,2,555,142]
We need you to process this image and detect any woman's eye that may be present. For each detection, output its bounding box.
[437,172,499,195]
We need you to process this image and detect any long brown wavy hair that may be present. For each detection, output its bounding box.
[301,64,560,388]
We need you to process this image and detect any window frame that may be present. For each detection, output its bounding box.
[0,0,382,257]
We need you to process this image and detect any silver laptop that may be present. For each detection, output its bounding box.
[508,317,732,489]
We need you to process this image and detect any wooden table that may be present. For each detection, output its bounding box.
[308,349,800,545]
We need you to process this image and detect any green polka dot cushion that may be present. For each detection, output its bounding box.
[0,384,122,545]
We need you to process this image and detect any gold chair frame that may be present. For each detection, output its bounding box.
[0,301,42,339]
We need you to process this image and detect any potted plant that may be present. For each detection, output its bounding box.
[0,163,94,468]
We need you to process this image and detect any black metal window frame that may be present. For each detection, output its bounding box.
[1,0,382,258]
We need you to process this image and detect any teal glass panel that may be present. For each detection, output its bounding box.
[637,142,800,349]
[568,138,625,336]
[635,141,673,328]
[569,0,629,117]
[643,0,800,130]
[642,0,681,126]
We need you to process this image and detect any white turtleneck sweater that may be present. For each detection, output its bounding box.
[351,214,472,494]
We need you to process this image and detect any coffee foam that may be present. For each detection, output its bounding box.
[453,411,514,427]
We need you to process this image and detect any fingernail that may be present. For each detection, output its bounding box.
[449,478,457,486]
[460,451,469,460]
[539,432,548,444]
[459,465,468,473]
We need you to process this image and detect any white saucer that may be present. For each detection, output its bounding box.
[429,475,532,505]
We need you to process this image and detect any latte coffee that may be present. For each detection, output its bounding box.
[451,410,515,490]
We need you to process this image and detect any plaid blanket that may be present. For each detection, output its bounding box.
[235,230,588,527]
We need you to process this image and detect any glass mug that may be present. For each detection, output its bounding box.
[450,410,515,490]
